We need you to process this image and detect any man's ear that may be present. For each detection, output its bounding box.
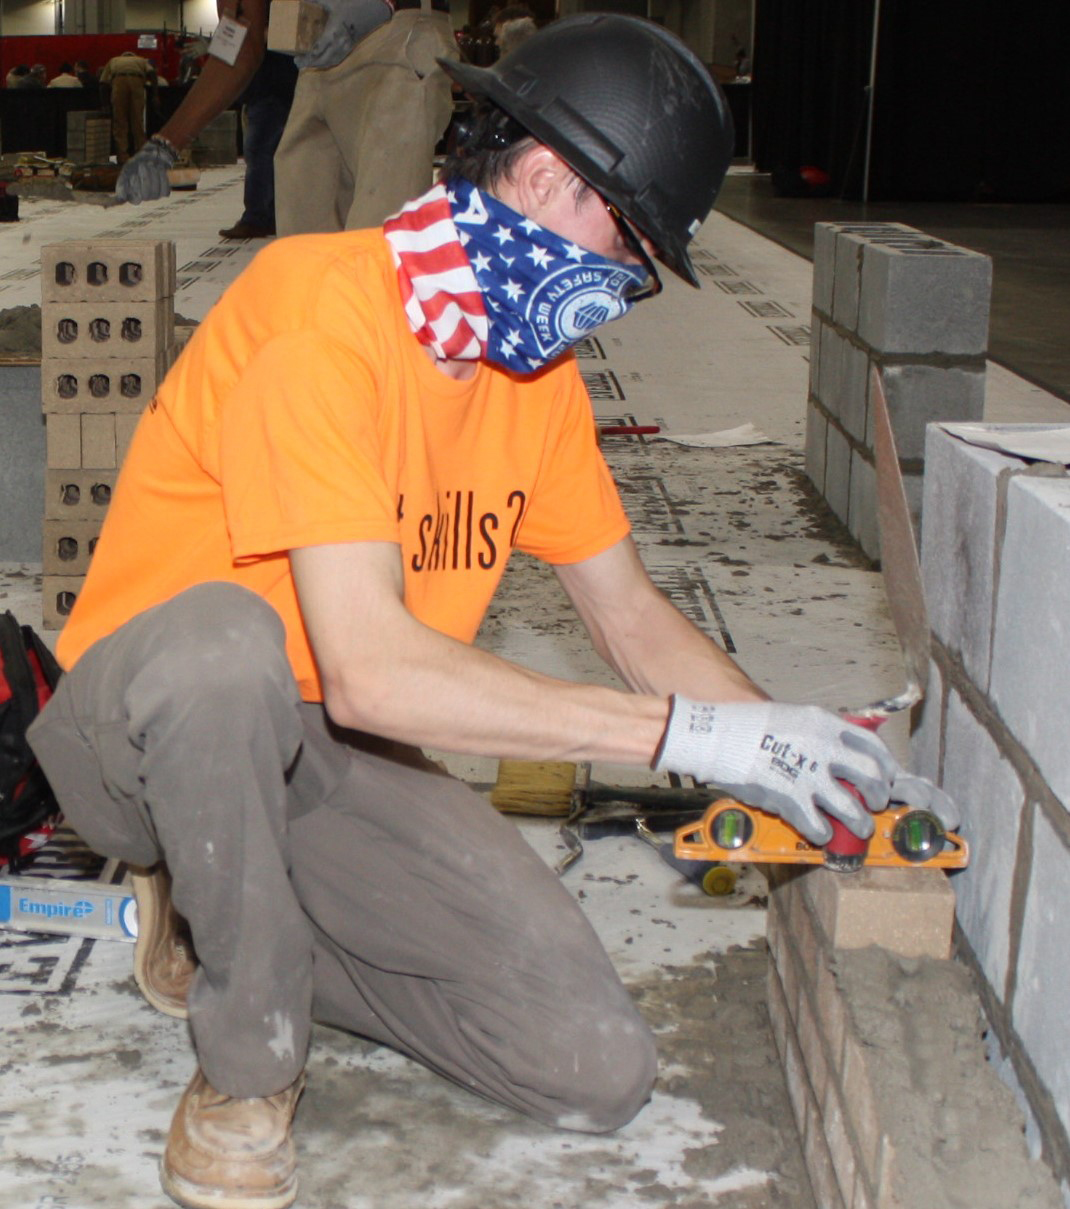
[511,144,575,215]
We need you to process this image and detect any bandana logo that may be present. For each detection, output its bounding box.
[530,266,636,354]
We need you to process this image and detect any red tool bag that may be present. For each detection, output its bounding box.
[0,611,63,872]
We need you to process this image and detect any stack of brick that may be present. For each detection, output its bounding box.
[39,240,177,629]
[912,422,1070,1190]
[190,110,239,166]
[766,861,1063,1207]
[65,111,111,164]
[805,223,991,558]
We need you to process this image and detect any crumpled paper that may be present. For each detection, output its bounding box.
[650,422,772,448]
[942,423,1070,466]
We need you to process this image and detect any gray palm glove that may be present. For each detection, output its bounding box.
[294,0,393,70]
[654,697,957,846]
[116,137,177,204]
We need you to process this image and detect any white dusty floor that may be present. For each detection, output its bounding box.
[1,167,1066,1209]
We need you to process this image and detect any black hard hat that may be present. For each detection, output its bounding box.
[440,13,734,287]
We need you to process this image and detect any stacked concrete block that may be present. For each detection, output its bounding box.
[912,422,1070,1191]
[65,110,111,163]
[40,239,177,629]
[766,861,1062,1208]
[806,223,991,560]
[190,110,239,166]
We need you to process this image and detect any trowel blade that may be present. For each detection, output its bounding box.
[872,370,930,702]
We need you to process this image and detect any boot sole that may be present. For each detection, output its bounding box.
[160,1162,298,1209]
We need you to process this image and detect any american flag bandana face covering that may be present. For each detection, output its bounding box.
[383,177,650,373]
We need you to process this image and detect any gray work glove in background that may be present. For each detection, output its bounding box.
[655,696,960,845]
[115,137,177,204]
[295,0,393,70]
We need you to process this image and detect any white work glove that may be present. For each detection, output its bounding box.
[655,697,960,845]
[116,136,177,204]
[295,0,393,70]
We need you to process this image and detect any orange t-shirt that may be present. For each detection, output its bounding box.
[57,231,631,700]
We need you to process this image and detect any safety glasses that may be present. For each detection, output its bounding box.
[604,201,663,301]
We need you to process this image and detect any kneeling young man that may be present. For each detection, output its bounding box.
[29,15,956,1209]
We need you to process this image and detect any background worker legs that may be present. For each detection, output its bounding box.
[274,10,457,235]
[110,75,146,162]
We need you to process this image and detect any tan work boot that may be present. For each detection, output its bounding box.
[161,1068,305,1209]
[131,863,197,1019]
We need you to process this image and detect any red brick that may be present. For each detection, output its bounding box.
[842,1028,883,1183]
[45,413,81,468]
[795,974,830,1108]
[766,955,791,1061]
[44,469,117,521]
[41,351,171,414]
[814,956,848,1074]
[824,1084,859,1205]
[41,298,174,360]
[42,520,103,576]
[804,1099,848,1209]
[80,413,116,468]
[42,575,83,630]
[115,413,142,466]
[800,865,955,958]
[41,240,175,303]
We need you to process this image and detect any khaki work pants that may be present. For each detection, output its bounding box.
[274,8,457,235]
[28,584,656,1131]
[110,74,146,161]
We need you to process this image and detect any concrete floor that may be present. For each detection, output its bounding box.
[0,165,1065,1208]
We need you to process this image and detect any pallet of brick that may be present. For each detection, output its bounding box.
[39,238,177,629]
[65,111,111,163]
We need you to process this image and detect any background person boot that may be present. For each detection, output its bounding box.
[161,1068,305,1209]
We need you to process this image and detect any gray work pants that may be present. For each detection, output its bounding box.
[27,584,656,1131]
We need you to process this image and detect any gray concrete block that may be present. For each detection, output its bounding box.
[825,422,851,523]
[942,691,1025,997]
[1013,807,1070,1140]
[857,238,992,356]
[839,340,870,444]
[0,366,45,562]
[990,474,1070,808]
[809,316,823,399]
[848,448,878,560]
[831,230,870,333]
[881,364,987,461]
[805,402,828,494]
[816,324,843,418]
[812,224,838,317]
[903,470,924,537]
[920,426,1020,691]
[831,233,864,332]
[910,655,945,783]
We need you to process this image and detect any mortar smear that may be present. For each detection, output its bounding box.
[835,947,1062,1208]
